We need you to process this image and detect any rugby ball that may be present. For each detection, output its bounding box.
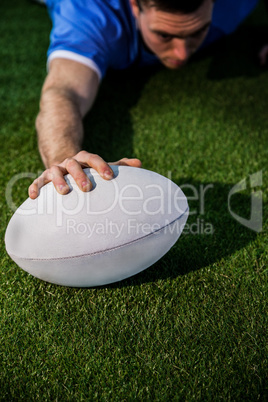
[5,166,189,287]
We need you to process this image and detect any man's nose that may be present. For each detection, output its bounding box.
[172,38,190,61]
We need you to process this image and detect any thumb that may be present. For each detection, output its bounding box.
[110,158,142,168]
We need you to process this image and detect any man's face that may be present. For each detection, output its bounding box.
[130,0,214,69]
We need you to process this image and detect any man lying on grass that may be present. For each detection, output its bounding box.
[28,0,268,199]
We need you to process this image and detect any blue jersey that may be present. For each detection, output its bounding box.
[46,0,259,80]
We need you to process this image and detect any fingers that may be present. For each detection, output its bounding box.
[71,151,114,180]
[64,158,92,191]
[28,151,142,200]
[110,157,142,168]
[28,180,40,200]
[28,165,69,199]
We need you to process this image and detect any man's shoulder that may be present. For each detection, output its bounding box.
[47,0,139,78]
[48,0,136,46]
[47,0,133,26]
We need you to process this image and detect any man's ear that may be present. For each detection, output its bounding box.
[129,0,141,19]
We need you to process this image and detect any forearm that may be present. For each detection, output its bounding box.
[36,59,100,168]
[29,59,141,200]
[36,87,83,168]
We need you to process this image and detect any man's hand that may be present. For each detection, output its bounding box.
[28,150,142,199]
[32,59,141,200]
[258,44,268,66]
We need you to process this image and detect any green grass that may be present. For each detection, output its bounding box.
[0,0,267,400]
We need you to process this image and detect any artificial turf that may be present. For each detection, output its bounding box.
[0,0,267,400]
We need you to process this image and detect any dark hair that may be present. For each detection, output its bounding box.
[137,0,211,13]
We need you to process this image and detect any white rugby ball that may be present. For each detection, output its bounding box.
[5,166,189,287]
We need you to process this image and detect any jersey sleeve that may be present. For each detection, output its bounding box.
[46,0,119,80]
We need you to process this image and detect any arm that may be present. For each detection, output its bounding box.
[29,58,141,199]
[36,58,99,167]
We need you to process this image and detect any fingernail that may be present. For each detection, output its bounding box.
[58,184,69,193]
[103,170,113,179]
[82,180,91,190]
[29,189,37,198]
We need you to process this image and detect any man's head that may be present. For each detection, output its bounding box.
[129,0,214,69]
